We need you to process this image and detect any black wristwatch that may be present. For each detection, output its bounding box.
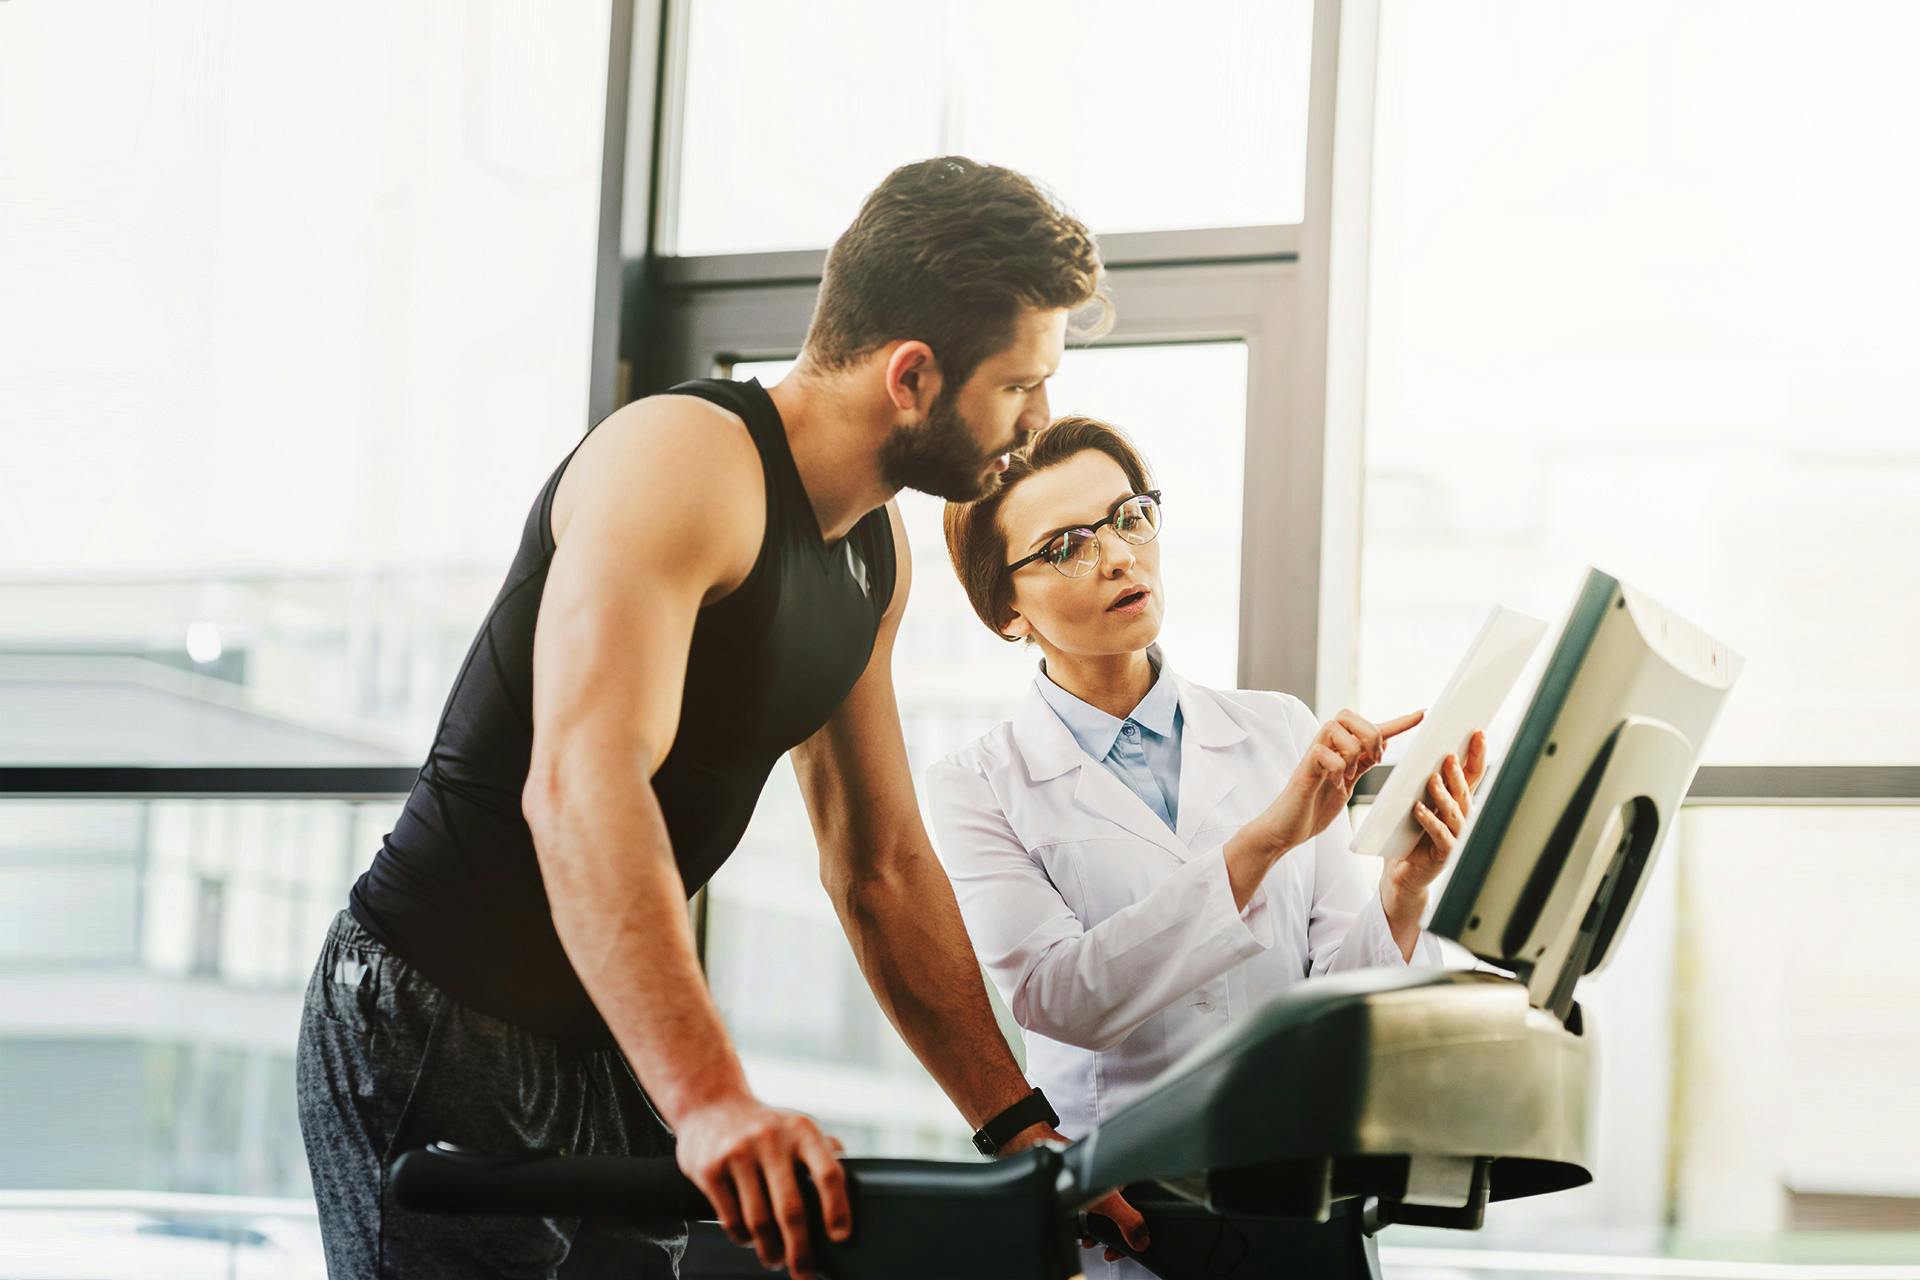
[971,1088,1059,1156]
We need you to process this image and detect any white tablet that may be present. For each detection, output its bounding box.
[1349,605,1548,863]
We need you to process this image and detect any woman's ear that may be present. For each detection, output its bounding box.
[1001,610,1032,642]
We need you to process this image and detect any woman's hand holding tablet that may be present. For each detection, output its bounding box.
[1384,731,1487,906]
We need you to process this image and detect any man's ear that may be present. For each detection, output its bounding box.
[883,340,942,415]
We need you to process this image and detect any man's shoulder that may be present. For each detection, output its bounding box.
[554,392,765,545]
[602,389,762,468]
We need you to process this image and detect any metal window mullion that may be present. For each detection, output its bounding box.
[1350,765,1920,807]
[0,767,418,800]
[643,259,1297,392]
[649,0,695,259]
[1226,0,1346,702]
[1313,0,1382,718]
[1679,765,1920,805]
[647,225,1302,293]
[589,0,644,427]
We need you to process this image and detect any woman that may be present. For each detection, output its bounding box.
[926,416,1484,1278]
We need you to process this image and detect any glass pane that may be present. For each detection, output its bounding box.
[711,343,1247,1153]
[1668,807,1920,1253]
[0,1196,323,1279]
[0,1,611,765]
[669,0,1312,255]
[1378,805,1920,1267]
[1356,0,1920,764]
[0,797,395,1210]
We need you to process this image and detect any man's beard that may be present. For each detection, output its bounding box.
[878,388,1007,503]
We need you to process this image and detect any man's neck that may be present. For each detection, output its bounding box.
[1041,646,1157,721]
[764,368,898,544]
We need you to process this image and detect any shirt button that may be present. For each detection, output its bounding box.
[1123,723,1138,737]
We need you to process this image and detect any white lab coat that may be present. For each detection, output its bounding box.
[926,670,1440,1280]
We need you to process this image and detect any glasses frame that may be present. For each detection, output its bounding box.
[1006,490,1164,577]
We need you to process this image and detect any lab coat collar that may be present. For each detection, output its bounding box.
[1014,647,1250,780]
[1167,668,1249,751]
[1009,685,1184,855]
[1128,659,1181,738]
[1012,650,1254,857]
[1033,649,1180,760]
[1012,682,1100,784]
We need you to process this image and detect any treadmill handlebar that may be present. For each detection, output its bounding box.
[389,1141,1087,1280]
[392,1143,715,1223]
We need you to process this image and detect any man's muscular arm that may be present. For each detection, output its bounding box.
[523,397,848,1280]
[792,506,1035,1129]
[791,505,1150,1255]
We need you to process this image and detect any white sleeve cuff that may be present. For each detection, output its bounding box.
[1366,893,1444,968]
[1204,845,1276,957]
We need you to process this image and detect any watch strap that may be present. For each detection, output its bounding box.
[971,1088,1059,1156]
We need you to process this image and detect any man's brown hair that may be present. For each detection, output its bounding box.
[943,415,1155,641]
[802,157,1111,390]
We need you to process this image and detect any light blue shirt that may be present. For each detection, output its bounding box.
[1035,655,1184,831]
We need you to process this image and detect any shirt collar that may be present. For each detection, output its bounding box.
[1033,645,1179,759]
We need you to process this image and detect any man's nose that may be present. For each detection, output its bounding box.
[1023,386,1051,433]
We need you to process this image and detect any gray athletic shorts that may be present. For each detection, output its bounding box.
[296,910,686,1279]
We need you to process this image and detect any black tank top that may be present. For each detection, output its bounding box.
[348,379,897,1045]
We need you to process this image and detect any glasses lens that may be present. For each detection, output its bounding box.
[1044,528,1101,577]
[1114,494,1162,545]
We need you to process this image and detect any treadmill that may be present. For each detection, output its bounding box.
[393,568,1741,1279]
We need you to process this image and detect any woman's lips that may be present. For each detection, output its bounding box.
[1108,588,1151,615]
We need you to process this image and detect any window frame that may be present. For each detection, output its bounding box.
[6,1,1912,816]
[1323,0,1917,806]
[622,0,1920,808]
[628,0,1338,704]
[3,0,1917,1248]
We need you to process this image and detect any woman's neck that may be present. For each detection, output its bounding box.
[1041,646,1157,721]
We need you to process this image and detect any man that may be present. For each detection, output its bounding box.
[296,156,1151,1280]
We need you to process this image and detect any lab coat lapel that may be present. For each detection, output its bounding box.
[1072,759,1191,861]
[1011,681,1189,862]
[1173,675,1250,845]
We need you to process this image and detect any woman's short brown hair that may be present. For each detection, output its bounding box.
[943,415,1155,640]
[802,157,1112,390]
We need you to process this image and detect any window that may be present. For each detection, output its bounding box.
[1668,807,1920,1243]
[1355,0,1920,765]
[26,0,1908,1272]
[0,0,610,1215]
[0,0,613,766]
[1349,1,1920,1265]
[666,0,1314,254]
[0,797,401,1197]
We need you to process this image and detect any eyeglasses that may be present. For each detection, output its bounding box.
[1007,491,1163,578]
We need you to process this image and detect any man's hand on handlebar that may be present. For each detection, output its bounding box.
[674,1092,849,1280]
[999,1124,1152,1263]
